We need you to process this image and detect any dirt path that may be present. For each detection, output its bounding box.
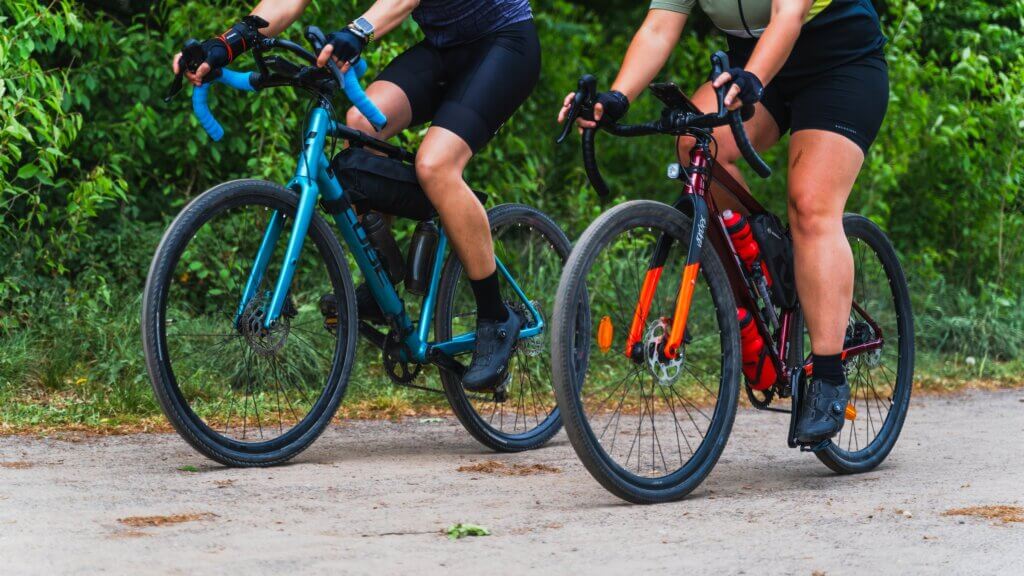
[2,389,1022,575]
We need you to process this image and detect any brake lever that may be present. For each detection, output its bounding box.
[556,74,598,144]
[710,51,730,120]
[164,39,207,102]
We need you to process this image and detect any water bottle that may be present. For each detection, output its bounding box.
[738,307,778,390]
[405,220,439,295]
[363,212,405,284]
[723,210,773,286]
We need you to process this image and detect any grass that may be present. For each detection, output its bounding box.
[1,283,1022,435]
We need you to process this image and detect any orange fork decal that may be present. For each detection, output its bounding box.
[624,267,664,357]
[664,263,701,359]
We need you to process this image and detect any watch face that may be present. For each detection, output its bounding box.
[354,17,374,34]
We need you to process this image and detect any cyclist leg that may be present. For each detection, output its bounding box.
[788,54,888,443]
[417,20,541,390]
[678,81,783,212]
[345,40,445,139]
[788,54,888,353]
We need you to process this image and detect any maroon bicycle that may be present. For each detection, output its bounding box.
[551,52,914,504]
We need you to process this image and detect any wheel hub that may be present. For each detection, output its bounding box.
[644,318,685,386]
[847,321,881,368]
[239,293,291,356]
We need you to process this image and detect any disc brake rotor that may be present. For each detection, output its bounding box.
[239,292,291,357]
[644,318,685,385]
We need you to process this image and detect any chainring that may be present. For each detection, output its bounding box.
[382,331,422,384]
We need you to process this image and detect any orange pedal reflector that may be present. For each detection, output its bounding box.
[597,316,614,353]
[845,403,857,421]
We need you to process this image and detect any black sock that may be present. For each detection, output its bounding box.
[470,272,509,322]
[812,353,845,383]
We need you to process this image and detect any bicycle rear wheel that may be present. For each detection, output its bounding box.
[551,200,741,503]
[789,214,914,473]
[435,204,578,452]
[141,180,357,466]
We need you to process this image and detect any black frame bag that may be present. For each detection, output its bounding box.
[332,147,435,220]
[331,147,488,221]
[749,213,798,309]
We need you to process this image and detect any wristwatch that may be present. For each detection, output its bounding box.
[348,17,375,43]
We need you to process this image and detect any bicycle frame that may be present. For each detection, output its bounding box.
[635,139,886,386]
[234,104,543,366]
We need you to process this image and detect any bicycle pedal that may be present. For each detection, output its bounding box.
[798,439,832,453]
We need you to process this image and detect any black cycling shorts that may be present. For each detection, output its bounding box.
[731,52,889,154]
[376,19,541,153]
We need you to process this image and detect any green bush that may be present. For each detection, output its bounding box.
[1,0,1021,412]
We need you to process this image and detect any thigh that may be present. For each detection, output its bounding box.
[350,80,414,139]
[432,20,542,153]
[787,129,864,212]
[787,55,889,156]
[374,41,446,128]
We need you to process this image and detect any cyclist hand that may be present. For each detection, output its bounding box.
[712,68,763,111]
[558,90,628,133]
[172,38,229,87]
[558,92,599,133]
[317,28,364,70]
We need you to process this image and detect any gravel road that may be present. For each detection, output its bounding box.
[2,389,1022,575]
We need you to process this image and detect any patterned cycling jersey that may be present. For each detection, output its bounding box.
[412,0,533,48]
[649,0,885,76]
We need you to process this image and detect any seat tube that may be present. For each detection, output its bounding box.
[263,108,331,328]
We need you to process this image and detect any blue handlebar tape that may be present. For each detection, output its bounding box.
[191,68,256,142]
[354,58,368,79]
[343,66,387,131]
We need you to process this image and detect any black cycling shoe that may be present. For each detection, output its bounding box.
[319,284,385,333]
[795,375,851,444]
[462,304,523,392]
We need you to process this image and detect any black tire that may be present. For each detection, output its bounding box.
[435,204,577,452]
[141,179,357,467]
[551,200,741,503]
[788,214,914,474]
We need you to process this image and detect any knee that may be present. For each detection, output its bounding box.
[345,107,373,133]
[415,149,458,194]
[787,184,841,239]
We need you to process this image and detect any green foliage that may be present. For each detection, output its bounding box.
[1,0,1021,416]
[445,523,490,540]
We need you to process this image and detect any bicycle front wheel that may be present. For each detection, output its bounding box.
[141,180,357,466]
[551,200,741,504]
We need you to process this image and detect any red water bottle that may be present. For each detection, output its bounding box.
[738,308,777,390]
[723,210,772,286]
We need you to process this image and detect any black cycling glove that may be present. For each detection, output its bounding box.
[325,28,367,65]
[592,90,630,125]
[725,68,764,106]
[187,16,268,74]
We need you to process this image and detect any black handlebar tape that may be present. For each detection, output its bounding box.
[582,129,612,199]
[729,111,771,178]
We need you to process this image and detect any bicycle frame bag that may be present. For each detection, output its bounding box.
[748,213,797,309]
[331,147,487,221]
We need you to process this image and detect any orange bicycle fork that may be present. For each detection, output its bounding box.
[624,195,710,362]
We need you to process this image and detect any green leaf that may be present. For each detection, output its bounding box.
[16,164,39,180]
[446,523,490,540]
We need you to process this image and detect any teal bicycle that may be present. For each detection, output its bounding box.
[142,28,579,466]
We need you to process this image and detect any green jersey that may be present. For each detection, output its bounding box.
[649,0,885,75]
